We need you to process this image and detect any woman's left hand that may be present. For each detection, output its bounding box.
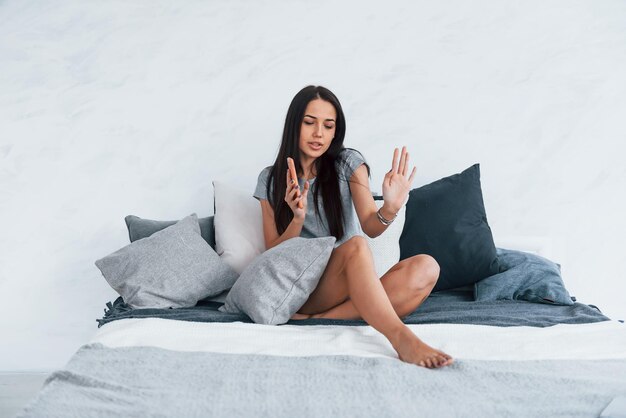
[382,146,416,214]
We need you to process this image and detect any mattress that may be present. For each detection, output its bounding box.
[17,290,626,417]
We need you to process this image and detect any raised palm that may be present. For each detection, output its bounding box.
[382,146,416,213]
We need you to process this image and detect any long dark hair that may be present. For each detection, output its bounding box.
[265,85,370,241]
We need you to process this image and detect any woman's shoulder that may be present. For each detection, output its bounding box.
[257,165,273,182]
[253,166,275,201]
[337,147,363,158]
[336,148,367,179]
[337,147,366,164]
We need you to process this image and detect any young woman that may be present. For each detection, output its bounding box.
[253,85,453,369]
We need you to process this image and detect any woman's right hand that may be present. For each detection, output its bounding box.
[285,169,309,221]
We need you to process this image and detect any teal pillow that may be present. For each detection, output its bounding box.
[475,248,574,305]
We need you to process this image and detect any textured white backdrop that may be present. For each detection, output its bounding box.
[1,0,625,371]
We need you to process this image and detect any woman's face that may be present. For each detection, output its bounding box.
[299,98,337,160]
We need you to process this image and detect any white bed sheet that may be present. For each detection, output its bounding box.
[91,318,626,361]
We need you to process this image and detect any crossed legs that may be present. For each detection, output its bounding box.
[296,235,453,368]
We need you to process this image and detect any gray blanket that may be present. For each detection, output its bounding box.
[97,290,610,328]
[19,343,626,418]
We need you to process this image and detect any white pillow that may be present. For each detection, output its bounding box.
[365,200,406,278]
[213,180,266,274]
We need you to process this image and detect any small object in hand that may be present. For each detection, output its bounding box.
[287,157,303,209]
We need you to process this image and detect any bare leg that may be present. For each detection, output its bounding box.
[295,236,453,368]
[309,255,437,320]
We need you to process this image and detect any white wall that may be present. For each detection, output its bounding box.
[1,0,625,371]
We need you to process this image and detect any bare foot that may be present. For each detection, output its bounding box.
[390,327,454,369]
[290,312,312,320]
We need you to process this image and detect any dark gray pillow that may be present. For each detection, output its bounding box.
[95,214,238,309]
[399,164,500,291]
[474,248,574,305]
[219,236,336,325]
[125,215,216,249]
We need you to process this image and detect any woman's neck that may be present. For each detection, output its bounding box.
[299,157,317,180]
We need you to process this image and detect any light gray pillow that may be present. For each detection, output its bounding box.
[219,236,336,325]
[95,213,239,309]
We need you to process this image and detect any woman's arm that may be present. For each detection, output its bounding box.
[349,165,397,238]
[259,199,304,250]
[354,146,415,238]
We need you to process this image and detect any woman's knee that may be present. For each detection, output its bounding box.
[402,254,440,292]
[342,235,371,261]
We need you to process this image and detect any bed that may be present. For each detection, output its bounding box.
[17,172,626,417]
[17,286,626,417]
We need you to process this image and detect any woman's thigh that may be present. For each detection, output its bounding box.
[297,237,359,314]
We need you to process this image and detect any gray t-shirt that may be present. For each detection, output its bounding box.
[253,148,367,248]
